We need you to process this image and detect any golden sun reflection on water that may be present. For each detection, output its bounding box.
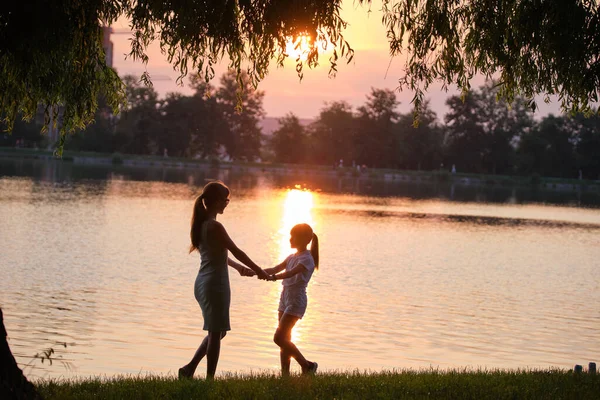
[278,188,316,260]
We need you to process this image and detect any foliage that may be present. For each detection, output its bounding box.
[3,0,600,157]
[376,0,600,115]
[355,89,400,168]
[309,101,355,165]
[0,0,353,154]
[445,82,535,175]
[396,101,444,171]
[217,71,265,161]
[573,111,600,179]
[518,115,577,178]
[113,76,162,155]
[271,113,309,164]
[0,0,125,155]
[5,78,600,180]
[36,369,600,400]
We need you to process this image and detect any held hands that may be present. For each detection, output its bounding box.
[237,267,275,281]
[256,269,270,281]
[238,267,256,277]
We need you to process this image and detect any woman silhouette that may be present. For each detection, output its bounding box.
[179,181,268,379]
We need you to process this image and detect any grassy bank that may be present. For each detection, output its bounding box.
[36,370,600,399]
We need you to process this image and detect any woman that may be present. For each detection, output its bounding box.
[179,181,268,379]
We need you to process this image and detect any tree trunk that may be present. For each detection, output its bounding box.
[0,308,42,399]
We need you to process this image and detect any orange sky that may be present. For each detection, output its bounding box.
[110,1,560,120]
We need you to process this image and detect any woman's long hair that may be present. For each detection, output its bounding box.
[189,181,230,253]
[291,223,319,269]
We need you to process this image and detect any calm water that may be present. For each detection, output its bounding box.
[1,159,599,379]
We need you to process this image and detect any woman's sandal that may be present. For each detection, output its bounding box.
[178,367,193,379]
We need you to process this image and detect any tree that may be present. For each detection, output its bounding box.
[395,101,444,171]
[377,0,600,114]
[355,88,400,168]
[66,97,117,153]
[0,0,351,152]
[444,91,487,173]
[477,82,534,175]
[3,1,599,152]
[517,115,577,178]
[444,82,535,174]
[310,101,355,166]
[113,76,162,155]
[159,89,229,159]
[1,308,41,399]
[271,113,309,164]
[573,111,600,179]
[217,70,265,161]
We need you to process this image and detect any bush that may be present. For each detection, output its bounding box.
[111,153,124,165]
[434,170,450,183]
[210,157,220,168]
[529,173,541,185]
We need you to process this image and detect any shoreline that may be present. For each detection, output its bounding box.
[2,147,599,193]
[34,369,600,399]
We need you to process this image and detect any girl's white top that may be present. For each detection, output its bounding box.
[282,250,316,288]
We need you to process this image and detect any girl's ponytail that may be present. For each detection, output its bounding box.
[310,233,319,269]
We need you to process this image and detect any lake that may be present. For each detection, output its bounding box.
[1,159,599,379]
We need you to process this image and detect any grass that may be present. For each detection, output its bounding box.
[36,369,600,399]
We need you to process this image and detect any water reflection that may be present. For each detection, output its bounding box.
[278,188,316,259]
[2,158,600,207]
[2,160,600,379]
[272,188,317,347]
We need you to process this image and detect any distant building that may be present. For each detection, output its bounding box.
[102,26,114,68]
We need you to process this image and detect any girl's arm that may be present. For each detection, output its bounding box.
[228,257,255,277]
[212,222,269,279]
[269,263,307,281]
[264,260,287,275]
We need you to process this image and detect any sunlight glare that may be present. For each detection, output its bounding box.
[276,188,316,345]
[285,35,313,61]
[279,188,315,258]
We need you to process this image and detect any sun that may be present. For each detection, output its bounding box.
[285,34,313,61]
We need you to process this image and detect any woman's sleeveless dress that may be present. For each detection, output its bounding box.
[194,221,231,331]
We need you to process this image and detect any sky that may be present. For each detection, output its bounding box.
[110,1,562,121]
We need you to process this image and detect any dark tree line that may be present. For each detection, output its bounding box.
[271,82,600,180]
[2,78,600,180]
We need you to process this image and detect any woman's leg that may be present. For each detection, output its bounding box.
[206,331,226,378]
[179,335,209,378]
[273,313,314,373]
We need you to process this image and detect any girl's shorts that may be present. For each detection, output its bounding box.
[278,285,307,319]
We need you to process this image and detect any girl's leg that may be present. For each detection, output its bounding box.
[273,313,315,373]
[277,312,292,375]
[206,331,226,379]
[179,335,209,378]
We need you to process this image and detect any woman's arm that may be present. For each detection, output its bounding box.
[212,222,268,279]
[270,264,307,281]
[228,257,255,276]
[264,260,287,275]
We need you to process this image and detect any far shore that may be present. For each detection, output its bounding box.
[2,147,599,193]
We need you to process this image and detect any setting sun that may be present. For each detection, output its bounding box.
[278,188,315,259]
[285,35,313,61]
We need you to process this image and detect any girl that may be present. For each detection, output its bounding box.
[179,181,269,379]
[265,223,319,376]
